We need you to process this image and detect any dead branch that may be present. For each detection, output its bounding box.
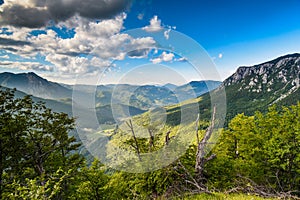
[195,113,200,144]
[195,106,217,179]
[165,130,171,146]
[227,175,300,200]
[147,128,155,152]
[177,161,210,193]
[126,119,141,161]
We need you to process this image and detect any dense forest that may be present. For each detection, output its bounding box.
[0,88,299,199]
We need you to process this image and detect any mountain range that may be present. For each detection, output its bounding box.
[0,72,71,99]
[0,53,299,129]
[0,71,221,126]
[161,53,300,127]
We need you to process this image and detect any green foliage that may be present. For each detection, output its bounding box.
[70,160,110,200]
[4,168,71,200]
[1,86,299,199]
[0,88,84,199]
[206,103,300,194]
[106,164,187,199]
[104,111,199,199]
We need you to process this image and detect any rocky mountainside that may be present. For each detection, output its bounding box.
[160,53,300,127]
[219,53,299,121]
[224,53,299,97]
[224,53,299,101]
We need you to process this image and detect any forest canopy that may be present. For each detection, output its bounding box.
[0,88,299,199]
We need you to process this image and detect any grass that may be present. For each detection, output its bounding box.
[172,193,278,200]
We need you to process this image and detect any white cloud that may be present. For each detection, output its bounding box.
[0,14,157,76]
[161,52,174,62]
[142,15,163,32]
[0,55,10,59]
[218,53,223,59]
[137,13,144,20]
[0,61,54,72]
[175,57,187,62]
[164,29,171,40]
[150,57,162,64]
[151,51,175,64]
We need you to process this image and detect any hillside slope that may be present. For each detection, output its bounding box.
[0,72,71,100]
[155,53,300,127]
[222,53,299,120]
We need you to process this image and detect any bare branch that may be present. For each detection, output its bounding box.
[227,175,300,200]
[195,113,200,144]
[165,130,171,146]
[126,119,141,161]
[147,128,155,152]
[177,161,211,193]
[195,106,217,178]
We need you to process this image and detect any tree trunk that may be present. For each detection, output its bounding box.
[195,106,217,179]
[126,120,141,161]
[165,131,171,145]
[36,142,46,186]
[148,128,155,152]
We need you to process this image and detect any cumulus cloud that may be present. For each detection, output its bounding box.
[0,0,132,28]
[0,1,168,77]
[0,37,31,46]
[151,51,175,64]
[143,15,163,32]
[0,60,54,72]
[0,14,157,75]
[161,52,174,62]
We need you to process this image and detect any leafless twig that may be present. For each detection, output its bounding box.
[126,119,141,161]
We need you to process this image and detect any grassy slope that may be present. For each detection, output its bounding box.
[172,193,277,200]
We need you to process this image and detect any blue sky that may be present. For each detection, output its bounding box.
[125,0,300,77]
[0,0,299,85]
[126,0,300,48]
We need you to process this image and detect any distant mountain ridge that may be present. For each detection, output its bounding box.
[0,72,71,99]
[1,53,298,127]
[175,80,221,98]
[0,71,221,125]
[0,71,220,111]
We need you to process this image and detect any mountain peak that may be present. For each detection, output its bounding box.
[0,72,71,100]
[224,53,300,86]
[27,71,39,76]
[220,53,299,112]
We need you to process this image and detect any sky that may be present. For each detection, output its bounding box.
[0,0,300,85]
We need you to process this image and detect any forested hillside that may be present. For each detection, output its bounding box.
[0,88,299,199]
